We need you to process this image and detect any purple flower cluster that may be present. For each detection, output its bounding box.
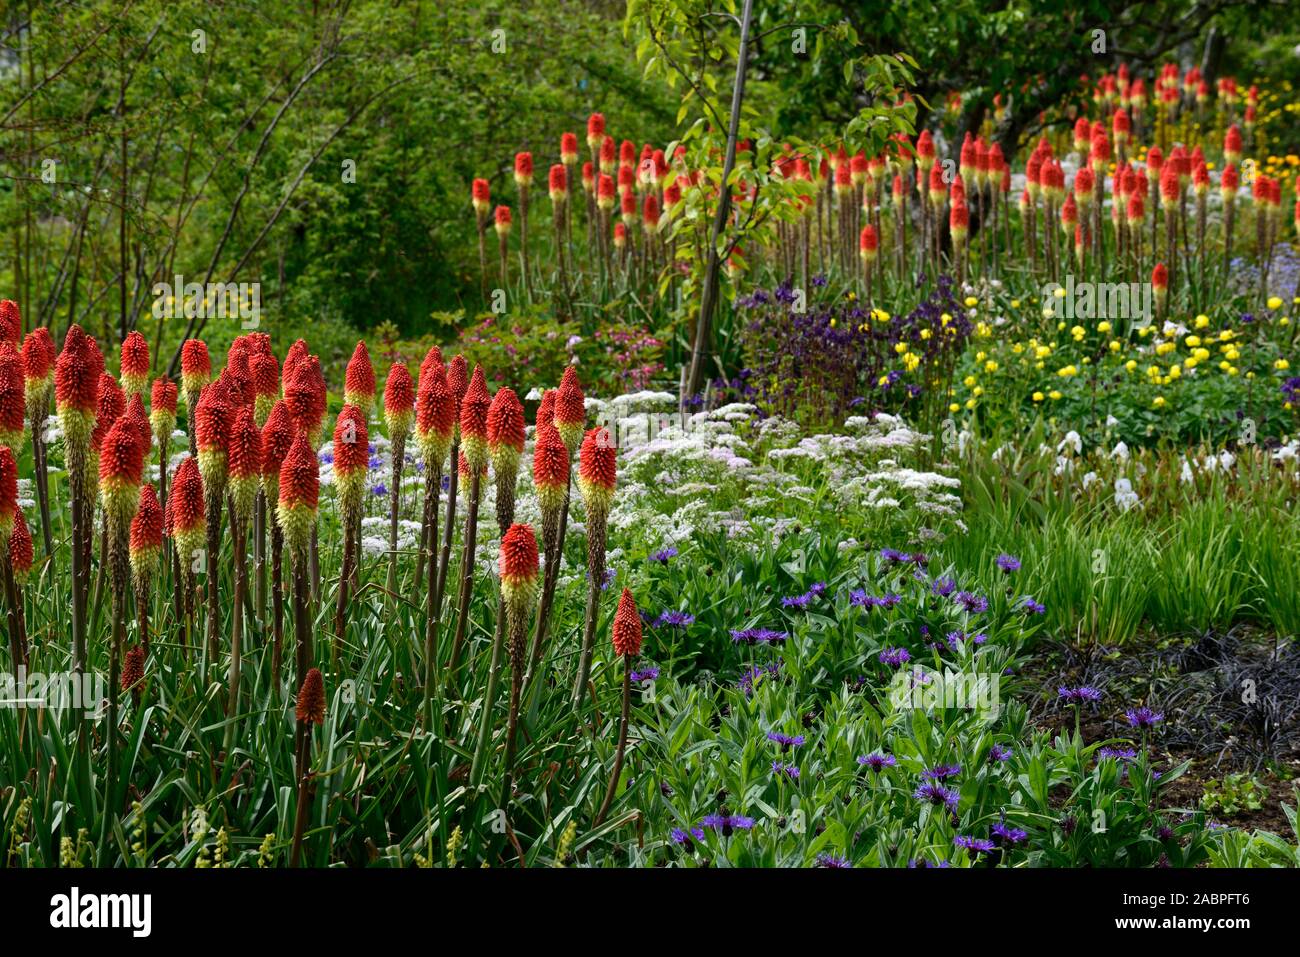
[1058,686,1103,702]
[737,660,781,696]
[781,582,827,609]
[878,647,911,667]
[730,627,789,645]
[857,752,897,771]
[654,610,695,629]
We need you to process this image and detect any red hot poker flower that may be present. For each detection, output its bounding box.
[383,362,415,438]
[277,429,320,558]
[98,416,144,522]
[532,423,569,520]
[415,368,455,469]
[92,372,125,453]
[129,484,163,586]
[0,343,25,450]
[499,522,540,612]
[228,405,263,523]
[459,365,492,472]
[611,588,643,657]
[472,178,491,216]
[343,341,376,414]
[260,400,296,487]
[296,668,326,724]
[55,324,104,422]
[120,330,151,397]
[554,368,586,455]
[180,339,211,399]
[487,387,526,474]
[515,152,534,187]
[22,326,55,400]
[578,426,617,515]
[9,505,33,584]
[0,446,17,544]
[0,300,20,345]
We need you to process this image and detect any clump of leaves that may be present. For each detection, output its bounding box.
[1200,773,1269,816]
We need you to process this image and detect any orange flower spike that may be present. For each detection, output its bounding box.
[459,364,492,473]
[276,429,319,559]
[120,330,151,398]
[611,587,643,657]
[343,341,376,416]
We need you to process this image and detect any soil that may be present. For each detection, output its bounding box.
[1020,627,1300,838]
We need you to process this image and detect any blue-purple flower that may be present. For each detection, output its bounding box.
[1058,686,1103,702]
[995,553,1021,573]
[857,752,897,771]
[1125,706,1164,729]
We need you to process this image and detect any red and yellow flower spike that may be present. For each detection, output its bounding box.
[250,350,280,427]
[194,381,231,492]
[98,416,144,526]
[488,387,525,529]
[150,376,178,446]
[459,364,492,473]
[532,422,569,545]
[415,366,455,471]
[21,326,54,413]
[228,405,263,526]
[331,403,369,528]
[259,399,296,504]
[120,330,150,398]
[9,505,32,586]
[129,483,163,592]
[554,366,586,456]
[277,429,320,559]
[577,426,617,517]
[170,457,206,568]
[0,342,26,452]
[180,338,211,409]
[296,667,326,725]
[0,446,17,548]
[611,587,643,657]
[344,341,376,416]
[383,362,415,440]
[499,522,540,613]
[55,325,103,454]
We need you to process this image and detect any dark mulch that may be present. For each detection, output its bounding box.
[1020,627,1300,836]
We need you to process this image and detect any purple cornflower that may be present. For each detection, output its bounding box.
[807,582,828,597]
[737,661,782,696]
[781,592,812,609]
[654,610,694,629]
[771,761,800,781]
[931,576,957,597]
[995,553,1021,573]
[922,763,962,781]
[952,591,989,614]
[1020,596,1046,615]
[1125,706,1164,728]
[879,547,908,564]
[370,483,387,497]
[954,835,996,854]
[1098,746,1139,761]
[730,627,789,645]
[816,853,851,868]
[991,821,1028,845]
[1058,686,1103,703]
[908,858,952,868]
[914,782,960,811]
[857,752,897,771]
[878,647,911,667]
[700,814,755,835]
[766,731,806,751]
[629,667,660,683]
[989,744,1013,762]
[670,826,705,847]
[650,547,678,563]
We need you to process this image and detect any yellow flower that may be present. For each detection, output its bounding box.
[1049,390,1062,400]
[1109,340,1121,352]
[1152,395,1166,408]
[920,328,932,340]
[963,375,976,387]
[1070,325,1086,340]
[1097,321,1112,333]
[1057,364,1077,377]
[948,403,960,413]
[964,296,978,307]
[1125,359,1137,372]
[1169,365,1181,379]
[1276,358,1291,370]
[973,386,984,397]
[1194,314,1210,329]
[1032,391,1044,402]
[830,318,837,328]
[1267,296,1283,309]
[965,398,976,410]
[894,342,908,354]
[1011,299,1021,309]
[984,360,998,373]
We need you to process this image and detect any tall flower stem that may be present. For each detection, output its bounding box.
[385,431,406,600]
[422,465,441,727]
[447,471,481,679]
[594,660,632,827]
